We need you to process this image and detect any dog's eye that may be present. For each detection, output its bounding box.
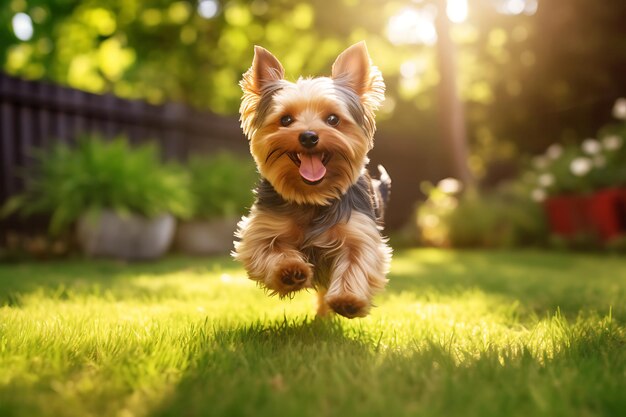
[326,114,340,127]
[280,115,294,127]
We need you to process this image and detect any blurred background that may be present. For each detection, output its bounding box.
[2,0,626,259]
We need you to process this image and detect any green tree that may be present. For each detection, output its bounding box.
[3,0,626,182]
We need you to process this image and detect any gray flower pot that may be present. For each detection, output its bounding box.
[174,217,239,256]
[77,210,176,260]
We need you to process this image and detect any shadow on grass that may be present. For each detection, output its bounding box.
[151,317,375,417]
[149,315,626,417]
[385,249,626,321]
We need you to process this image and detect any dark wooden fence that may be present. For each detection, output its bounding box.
[0,72,247,207]
[0,72,441,235]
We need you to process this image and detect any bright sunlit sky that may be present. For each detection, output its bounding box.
[11,12,34,41]
[11,0,540,48]
[387,0,538,46]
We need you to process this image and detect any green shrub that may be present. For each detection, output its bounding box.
[416,179,548,248]
[415,181,459,247]
[2,135,191,234]
[445,186,548,248]
[187,152,257,220]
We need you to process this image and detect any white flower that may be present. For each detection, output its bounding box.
[602,135,623,151]
[581,138,602,155]
[532,155,549,170]
[437,177,462,194]
[531,188,547,202]
[613,98,626,120]
[593,155,606,168]
[546,144,563,160]
[569,157,593,177]
[538,173,555,187]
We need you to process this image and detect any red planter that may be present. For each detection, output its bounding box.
[544,195,592,238]
[587,189,626,241]
[544,188,626,242]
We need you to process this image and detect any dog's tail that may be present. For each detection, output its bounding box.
[375,165,391,207]
[371,165,391,225]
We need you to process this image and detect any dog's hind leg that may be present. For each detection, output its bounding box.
[316,289,332,317]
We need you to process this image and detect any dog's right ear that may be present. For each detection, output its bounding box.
[241,46,284,95]
[240,46,284,137]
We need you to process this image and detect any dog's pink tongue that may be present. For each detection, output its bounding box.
[299,154,326,182]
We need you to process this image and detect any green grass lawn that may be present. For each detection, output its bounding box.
[1,249,625,417]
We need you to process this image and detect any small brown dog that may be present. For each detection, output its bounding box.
[233,41,392,318]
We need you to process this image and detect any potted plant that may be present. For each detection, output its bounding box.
[2,135,191,260]
[528,100,626,242]
[529,143,594,238]
[175,152,256,256]
[585,132,626,240]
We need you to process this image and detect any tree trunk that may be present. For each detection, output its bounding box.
[434,0,473,186]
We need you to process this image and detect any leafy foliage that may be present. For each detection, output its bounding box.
[3,1,626,182]
[2,135,191,234]
[187,152,257,219]
[445,187,547,247]
[416,180,547,248]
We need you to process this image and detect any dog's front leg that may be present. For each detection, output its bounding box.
[317,211,392,318]
[233,207,312,297]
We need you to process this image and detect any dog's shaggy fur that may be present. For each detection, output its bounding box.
[233,42,392,318]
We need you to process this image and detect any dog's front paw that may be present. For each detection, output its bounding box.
[271,259,313,297]
[326,294,370,319]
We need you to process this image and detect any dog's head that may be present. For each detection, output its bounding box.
[239,41,385,205]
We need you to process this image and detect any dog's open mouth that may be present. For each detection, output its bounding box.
[287,152,332,185]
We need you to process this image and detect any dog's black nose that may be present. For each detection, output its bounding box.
[299,131,319,148]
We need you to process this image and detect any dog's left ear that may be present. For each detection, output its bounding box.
[331,41,385,109]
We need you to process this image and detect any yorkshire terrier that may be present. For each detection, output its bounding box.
[233,41,392,318]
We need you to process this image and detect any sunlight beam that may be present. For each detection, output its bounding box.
[386,7,437,46]
[446,0,468,23]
